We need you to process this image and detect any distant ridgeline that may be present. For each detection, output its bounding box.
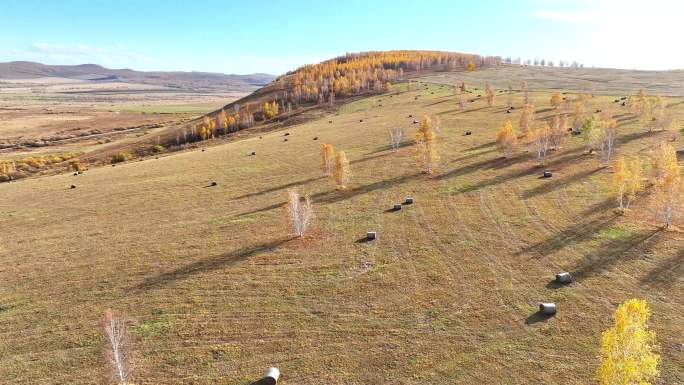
[166,50,501,148]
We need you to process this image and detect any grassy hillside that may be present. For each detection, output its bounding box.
[0,71,682,384]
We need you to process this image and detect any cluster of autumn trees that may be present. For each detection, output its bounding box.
[284,50,500,104]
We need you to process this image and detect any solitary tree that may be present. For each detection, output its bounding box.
[521,81,529,105]
[599,115,618,166]
[650,143,682,227]
[388,127,404,152]
[550,92,563,109]
[495,120,518,157]
[286,189,315,238]
[613,156,642,211]
[549,113,567,149]
[320,144,335,176]
[597,299,659,385]
[485,83,495,107]
[519,104,535,136]
[415,115,439,174]
[101,310,133,385]
[529,124,552,166]
[332,150,351,189]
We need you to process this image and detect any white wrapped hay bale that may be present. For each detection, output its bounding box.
[539,302,557,315]
[265,367,280,384]
[555,272,573,284]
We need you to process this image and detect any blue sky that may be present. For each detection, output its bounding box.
[1,0,681,74]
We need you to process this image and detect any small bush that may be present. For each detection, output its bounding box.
[111,151,134,164]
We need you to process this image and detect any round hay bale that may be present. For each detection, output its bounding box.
[465,131,472,136]
[555,272,573,284]
[284,138,288,142]
[539,302,557,315]
[393,204,402,211]
[284,132,290,136]
[404,196,414,204]
[211,181,217,187]
[251,151,256,156]
[70,185,76,189]
[543,171,553,178]
[366,231,377,240]
[313,137,318,141]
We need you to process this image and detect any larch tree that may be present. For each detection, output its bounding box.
[613,156,642,211]
[495,120,518,157]
[597,298,659,385]
[650,143,683,227]
[485,83,495,107]
[550,92,563,109]
[320,143,335,176]
[415,115,439,174]
[549,113,567,149]
[332,150,351,189]
[286,189,315,238]
[519,104,535,136]
[521,81,529,105]
[101,310,133,385]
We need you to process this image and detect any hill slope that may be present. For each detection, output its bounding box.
[0,71,682,384]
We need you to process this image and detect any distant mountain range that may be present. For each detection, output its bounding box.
[0,61,275,89]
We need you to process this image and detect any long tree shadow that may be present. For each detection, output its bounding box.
[231,175,326,200]
[132,238,292,290]
[572,228,664,282]
[231,151,401,201]
[640,248,684,287]
[515,214,620,257]
[436,152,530,181]
[237,172,425,217]
[521,166,605,199]
[364,141,413,155]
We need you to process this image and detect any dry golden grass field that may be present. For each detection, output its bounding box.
[1,67,683,384]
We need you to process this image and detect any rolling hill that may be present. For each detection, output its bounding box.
[0,53,683,384]
[0,61,275,90]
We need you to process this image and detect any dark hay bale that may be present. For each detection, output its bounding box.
[555,272,573,284]
[506,110,512,114]
[284,138,288,142]
[413,120,419,124]
[465,131,472,136]
[329,120,333,124]
[539,303,557,316]
[111,164,116,167]
[359,119,363,123]
[313,137,318,141]
[543,171,553,178]
[284,132,290,136]
[202,149,206,152]
[73,172,78,176]
[509,106,515,110]
[621,102,626,106]
[408,114,413,118]
[614,99,620,103]
[393,204,402,211]
[366,231,377,240]
[414,96,419,100]
[259,136,263,139]
[70,185,76,189]
[251,151,256,156]
[621,96,627,100]
[404,196,414,204]
[211,181,217,187]
[596,109,602,113]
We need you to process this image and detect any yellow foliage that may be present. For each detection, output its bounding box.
[320,143,335,176]
[332,150,350,189]
[495,120,517,157]
[415,115,439,174]
[597,298,659,385]
[550,92,563,108]
[519,104,535,135]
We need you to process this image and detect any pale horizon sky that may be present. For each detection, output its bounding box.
[1,0,682,75]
